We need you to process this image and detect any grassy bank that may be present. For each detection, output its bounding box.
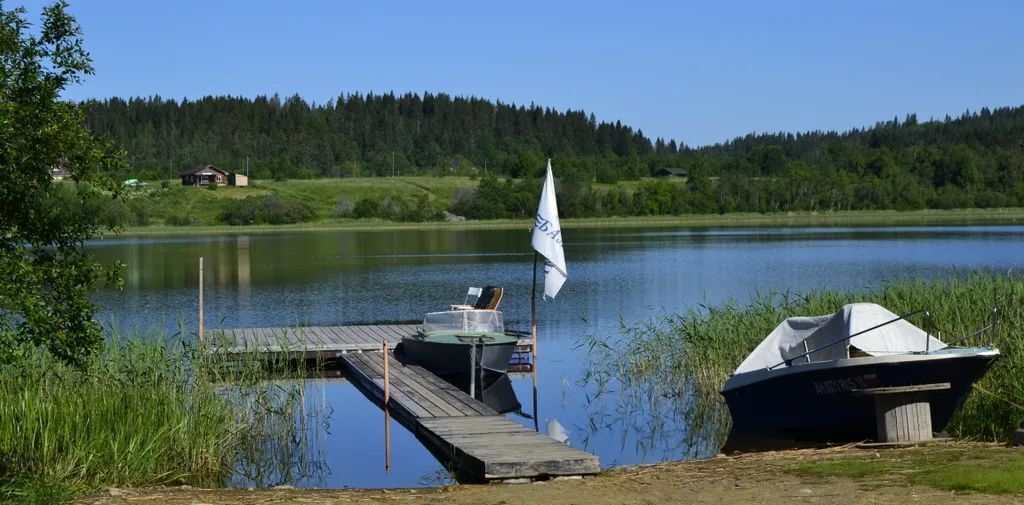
[117,207,1024,237]
[583,272,1024,447]
[0,337,316,504]
[70,443,1024,504]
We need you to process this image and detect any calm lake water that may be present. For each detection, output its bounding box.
[87,224,1024,488]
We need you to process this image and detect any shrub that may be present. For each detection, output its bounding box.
[164,214,199,226]
[332,197,354,218]
[352,197,384,219]
[219,195,315,225]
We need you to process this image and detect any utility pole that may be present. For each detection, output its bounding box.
[392,151,395,178]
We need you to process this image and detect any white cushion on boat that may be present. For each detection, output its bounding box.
[733,303,947,375]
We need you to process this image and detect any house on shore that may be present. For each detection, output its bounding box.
[50,166,72,181]
[181,164,249,187]
[653,167,688,178]
[50,159,72,181]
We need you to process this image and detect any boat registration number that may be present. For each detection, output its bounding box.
[813,374,881,395]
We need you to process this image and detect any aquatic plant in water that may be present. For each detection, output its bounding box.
[0,328,329,502]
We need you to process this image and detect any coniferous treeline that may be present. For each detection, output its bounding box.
[80,93,1024,216]
[81,93,656,180]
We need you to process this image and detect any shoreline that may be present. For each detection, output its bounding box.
[112,208,1024,237]
[76,443,1024,504]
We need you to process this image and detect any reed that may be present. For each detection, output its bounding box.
[0,331,324,503]
[582,272,1024,450]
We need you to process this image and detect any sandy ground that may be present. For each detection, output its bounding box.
[75,445,1023,505]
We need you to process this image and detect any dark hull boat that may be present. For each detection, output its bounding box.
[722,349,998,441]
[401,307,517,379]
[721,303,999,443]
[400,332,518,379]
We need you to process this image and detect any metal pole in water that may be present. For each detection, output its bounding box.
[469,339,477,399]
[477,338,483,401]
[198,256,204,341]
[530,251,540,432]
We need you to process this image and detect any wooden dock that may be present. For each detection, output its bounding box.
[212,324,533,370]
[341,351,599,481]
[212,324,597,482]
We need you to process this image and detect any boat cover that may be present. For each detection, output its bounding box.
[733,303,947,375]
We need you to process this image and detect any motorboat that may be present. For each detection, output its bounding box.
[720,303,999,442]
[400,286,519,379]
[401,308,519,379]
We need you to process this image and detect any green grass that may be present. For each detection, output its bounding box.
[119,177,1024,233]
[120,206,1024,237]
[787,445,1024,494]
[582,273,1024,450]
[130,177,478,226]
[0,333,320,504]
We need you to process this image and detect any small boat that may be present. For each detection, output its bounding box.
[721,303,999,442]
[401,296,519,379]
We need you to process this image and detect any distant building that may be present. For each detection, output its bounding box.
[50,159,72,181]
[653,167,688,178]
[50,166,72,181]
[181,164,248,186]
[229,173,249,187]
[181,164,228,186]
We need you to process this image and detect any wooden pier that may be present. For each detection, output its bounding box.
[212,324,598,482]
[213,324,534,370]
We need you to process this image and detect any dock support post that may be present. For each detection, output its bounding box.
[198,256,204,341]
[383,341,390,403]
[383,340,391,472]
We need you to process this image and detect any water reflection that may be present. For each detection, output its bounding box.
[228,375,331,488]
[448,373,524,415]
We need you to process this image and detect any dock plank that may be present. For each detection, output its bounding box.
[346,353,456,418]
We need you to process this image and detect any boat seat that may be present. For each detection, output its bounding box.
[474,286,503,311]
[450,286,483,310]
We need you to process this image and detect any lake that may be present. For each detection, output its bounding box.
[87,224,1024,488]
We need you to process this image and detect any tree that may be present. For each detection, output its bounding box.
[0,2,127,365]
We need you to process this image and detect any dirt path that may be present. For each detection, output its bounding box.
[76,446,1022,505]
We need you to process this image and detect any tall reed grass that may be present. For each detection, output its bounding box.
[582,272,1024,451]
[0,331,324,503]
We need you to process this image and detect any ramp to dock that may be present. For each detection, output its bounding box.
[340,351,600,482]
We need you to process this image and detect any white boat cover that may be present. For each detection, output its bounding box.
[733,303,947,375]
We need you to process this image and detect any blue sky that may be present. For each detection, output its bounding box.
[18,0,1024,146]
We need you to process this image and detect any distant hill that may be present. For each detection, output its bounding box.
[81,94,1024,213]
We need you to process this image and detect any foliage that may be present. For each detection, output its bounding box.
[582,273,1024,451]
[219,195,315,225]
[79,91,1024,215]
[0,1,128,366]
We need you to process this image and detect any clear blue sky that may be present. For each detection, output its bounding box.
[18,0,1024,146]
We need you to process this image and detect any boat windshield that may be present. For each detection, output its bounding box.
[422,310,504,334]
